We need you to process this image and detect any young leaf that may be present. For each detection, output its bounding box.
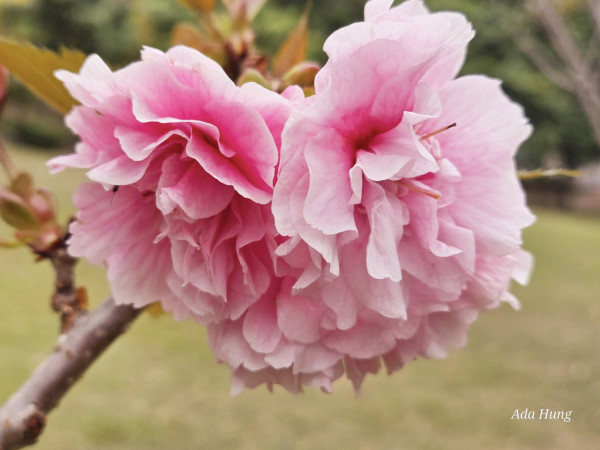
[171,23,227,66]
[0,64,8,102]
[176,0,216,14]
[10,172,34,198]
[172,22,207,50]
[237,68,271,89]
[281,61,319,90]
[222,0,267,21]
[0,189,38,230]
[272,4,310,77]
[0,38,86,114]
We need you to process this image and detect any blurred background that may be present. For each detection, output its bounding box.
[0,0,599,448]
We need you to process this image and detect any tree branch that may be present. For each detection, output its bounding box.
[525,0,585,71]
[524,0,600,151]
[44,235,87,332]
[490,2,574,92]
[509,30,574,92]
[0,298,142,450]
[586,0,600,37]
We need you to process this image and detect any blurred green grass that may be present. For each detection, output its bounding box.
[1,144,599,449]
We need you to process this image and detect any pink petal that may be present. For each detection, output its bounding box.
[87,154,151,186]
[242,296,282,353]
[304,129,356,234]
[364,0,394,21]
[276,288,323,344]
[185,123,274,204]
[157,156,235,220]
[363,180,405,281]
[323,321,397,359]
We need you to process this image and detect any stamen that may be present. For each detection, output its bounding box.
[419,123,457,141]
[401,180,441,200]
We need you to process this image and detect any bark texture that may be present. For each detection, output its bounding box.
[0,298,142,450]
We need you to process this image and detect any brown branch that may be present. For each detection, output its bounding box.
[0,298,142,450]
[45,234,87,332]
[490,2,574,92]
[586,0,600,37]
[524,0,600,151]
[525,0,585,71]
[509,30,574,92]
[584,0,600,81]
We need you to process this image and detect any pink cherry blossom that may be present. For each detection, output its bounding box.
[262,0,535,392]
[52,0,535,395]
[50,45,295,323]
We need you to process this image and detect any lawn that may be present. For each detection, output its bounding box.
[1,144,599,449]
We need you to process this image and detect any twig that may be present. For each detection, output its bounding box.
[586,0,600,38]
[0,298,142,450]
[490,2,574,93]
[508,32,574,92]
[518,168,581,180]
[42,232,87,332]
[523,0,600,152]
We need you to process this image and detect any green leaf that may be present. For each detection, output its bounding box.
[176,0,216,14]
[273,4,310,77]
[0,38,86,114]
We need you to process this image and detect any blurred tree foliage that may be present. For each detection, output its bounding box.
[1,0,195,66]
[0,0,598,167]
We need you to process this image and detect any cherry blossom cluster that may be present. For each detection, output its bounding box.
[50,0,534,393]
